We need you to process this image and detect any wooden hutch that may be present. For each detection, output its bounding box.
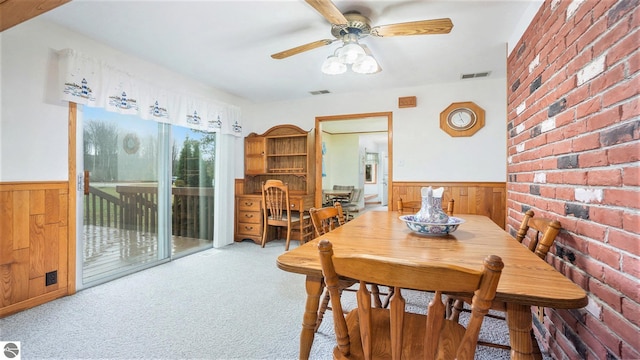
[235,124,315,244]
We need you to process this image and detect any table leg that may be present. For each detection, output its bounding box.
[299,275,324,360]
[506,303,535,360]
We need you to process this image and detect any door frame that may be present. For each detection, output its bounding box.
[314,112,393,208]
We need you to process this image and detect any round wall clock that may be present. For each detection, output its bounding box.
[439,101,485,137]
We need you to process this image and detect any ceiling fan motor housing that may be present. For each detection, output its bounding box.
[331,12,371,38]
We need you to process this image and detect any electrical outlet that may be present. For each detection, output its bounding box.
[45,270,57,286]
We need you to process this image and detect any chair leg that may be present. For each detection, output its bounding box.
[261,224,268,248]
[448,298,465,322]
[371,284,383,308]
[382,287,395,308]
[285,226,291,251]
[315,288,331,332]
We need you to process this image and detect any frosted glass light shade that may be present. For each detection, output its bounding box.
[321,55,347,75]
[336,43,366,64]
[352,55,380,74]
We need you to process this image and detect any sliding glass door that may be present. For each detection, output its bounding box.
[79,107,214,288]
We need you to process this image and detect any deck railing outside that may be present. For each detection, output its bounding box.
[84,185,214,240]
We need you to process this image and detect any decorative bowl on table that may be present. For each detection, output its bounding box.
[399,215,465,236]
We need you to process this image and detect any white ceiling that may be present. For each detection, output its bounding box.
[40,0,542,104]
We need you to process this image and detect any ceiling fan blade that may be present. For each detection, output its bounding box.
[304,0,348,25]
[371,18,453,37]
[271,39,335,59]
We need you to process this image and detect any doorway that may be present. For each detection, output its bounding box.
[314,112,392,210]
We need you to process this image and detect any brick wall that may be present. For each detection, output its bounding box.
[507,0,639,359]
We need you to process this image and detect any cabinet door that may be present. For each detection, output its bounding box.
[245,136,266,174]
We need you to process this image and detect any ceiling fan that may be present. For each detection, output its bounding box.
[271,0,453,74]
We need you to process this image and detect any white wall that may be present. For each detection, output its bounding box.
[242,77,507,182]
[0,18,247,182]
[322,133,360,190]
[2,17,507,196]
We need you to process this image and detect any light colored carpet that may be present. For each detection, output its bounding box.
[0,240,547,359]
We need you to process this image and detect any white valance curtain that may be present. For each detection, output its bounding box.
[57,48,242,136]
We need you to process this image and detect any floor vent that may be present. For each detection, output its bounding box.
[461,71,491,79]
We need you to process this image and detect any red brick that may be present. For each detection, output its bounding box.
[566,264,590,289]
[559,116,587,137]
[585,310,624,356]
[589,278,622,312]
[547,128,566,145]
[557,216,580,233]
[593,12,631,56]
[603,188,640,209]
[592,63,626,94]
[629,50,640,75]
[567,48,595,79]
[593,0,614,24]
[590,241,622,270]
[576,317,612,359]
[621,341,640,360]
[562,170,589,184]
[566,85,590,113]
[621,253,640,279]
[608,141,640,165]
[587,168,623,186]
[586,106,623,131]
[576,96,602,119]
[555,186,575,200]
[555,320,590,359]
[567,9,595,48]
[575,252,605,281]
[622,211,639,233]
[579,150,610,168]
[607,228,639,254]
[621,297,640,327]
[603,267,640,302]
[622,166,640,186]
[606,28,640,67]
[602,306,640,351]
[621,97,639,121]
[602,78,640,108]
[573,132,602,152]
[590,206,624,228]
[542,157,558,170]
[577,15,607,51]
[576,221,608,241]
[553,139,574,155]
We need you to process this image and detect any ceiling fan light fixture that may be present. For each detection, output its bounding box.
[352,55,380,74]
[336,43,366,64]
[321,55,347,75]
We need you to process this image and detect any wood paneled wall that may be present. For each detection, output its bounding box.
[0,182,70,317]
[392,182,506,228]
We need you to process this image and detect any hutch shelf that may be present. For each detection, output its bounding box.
[235,124,315,244]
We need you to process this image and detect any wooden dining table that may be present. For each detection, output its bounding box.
[322,189,352,205]
[277,211,588,360]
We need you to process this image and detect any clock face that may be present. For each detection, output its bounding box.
[447,108,477,131]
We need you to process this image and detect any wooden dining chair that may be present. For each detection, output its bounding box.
[447,209,561,356]
[310,203,388,332]
[398,197,455,216]
[260,179,310,251]
[310,204,344,238]
[318,239,504,360]
[309,203,355,332]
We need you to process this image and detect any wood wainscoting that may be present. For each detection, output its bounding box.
[392,181,506,228]
[0,181,72,317]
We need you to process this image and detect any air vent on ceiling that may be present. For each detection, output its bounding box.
[309,90,331,95]
[461,71,491,79]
